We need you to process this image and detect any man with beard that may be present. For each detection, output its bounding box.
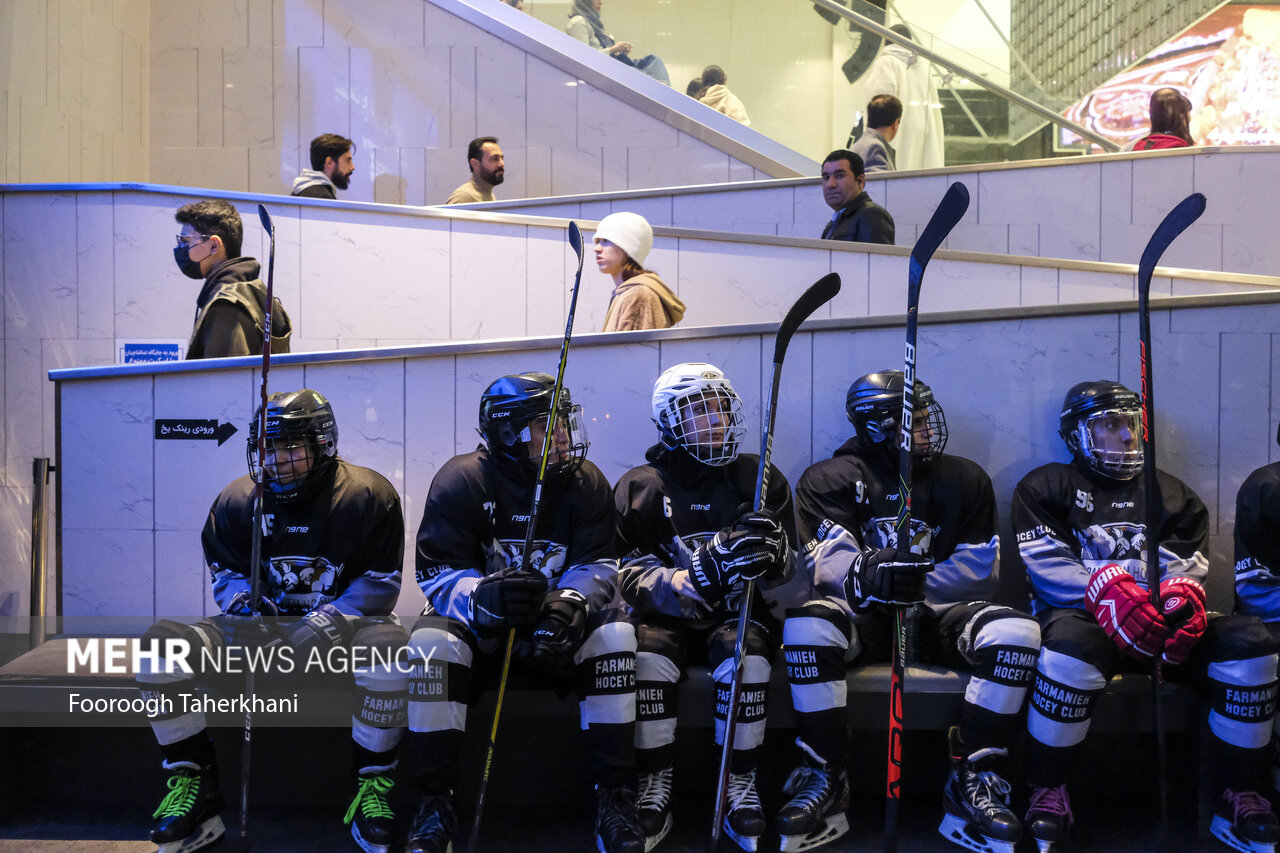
[173,199,292,359]
[446,137,506,204]
[291,133,356,199]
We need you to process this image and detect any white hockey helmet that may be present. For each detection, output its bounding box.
[651,363,746,466]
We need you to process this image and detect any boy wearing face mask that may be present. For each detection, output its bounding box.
[173,199,293,359]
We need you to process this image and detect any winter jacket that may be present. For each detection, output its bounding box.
[188,257,292,359]
[291,169,337,199]
[698,84,750,126]
[602,272,686,332]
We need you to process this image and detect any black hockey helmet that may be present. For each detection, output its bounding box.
[1058,379,1143,480]
[845,370,947,465]
[651,362,747,466]
[478,372,588,477]
[247,388,339,503]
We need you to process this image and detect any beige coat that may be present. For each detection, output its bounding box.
[602,272,686,332]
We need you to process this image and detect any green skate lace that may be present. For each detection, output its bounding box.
[153,772,201,819]
[344,774,395,825]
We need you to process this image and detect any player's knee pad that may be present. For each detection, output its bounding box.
[961,608,1040,716]
[137,619,218,686]
[406,618,473,735]
[578,615,637,729]
[1027,648,1106,749]
[711,652,771,750]
[1040,608,1114,670]
[352,622,411,691]
[783,600,852,715]
[1203,613,1278,663]
[1208,653,1279,750]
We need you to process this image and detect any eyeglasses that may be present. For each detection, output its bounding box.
[175,233,211,249]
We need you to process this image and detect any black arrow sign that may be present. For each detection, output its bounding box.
[154,419,239,446]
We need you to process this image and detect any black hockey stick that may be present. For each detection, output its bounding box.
[1136,192,1206,847]
[885,181,969,853]
[467,220,587,853]
[709,272,842,851]
[237,203,278,849]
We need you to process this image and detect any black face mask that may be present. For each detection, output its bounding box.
[173,245,205,280]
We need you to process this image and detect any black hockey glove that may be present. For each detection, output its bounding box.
[222,592,280,648]
[843,547,930,607]
[528,588,589,670]
[283,602,354,658]
[468,570,549,637]
[689,512,787,605]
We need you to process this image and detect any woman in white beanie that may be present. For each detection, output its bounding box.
[594,212,686,332]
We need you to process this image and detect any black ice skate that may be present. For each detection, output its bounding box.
[775,740,850,853]
[938,729,1020,853]
[1025,785,1073,853]
[594,783,646,853]
[724,769,766,851]
[1211,788,1280,853]
[150,760,225,853]
[406,792,457,853]
[637,766,674,851]
[344,768,398,853]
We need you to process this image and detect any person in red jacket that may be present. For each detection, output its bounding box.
[1131,87,1194,150]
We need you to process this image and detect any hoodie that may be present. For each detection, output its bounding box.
[698,84,750,126]
[602,272,686,332]
[188,257,293,359]
[291,169,337,199]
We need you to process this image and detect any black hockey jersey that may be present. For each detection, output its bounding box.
[415,447,619,623]
[613,444,797,621]
[1011,459,1208,616]
[1234,460,1280,622]
[795,438,999,614]
[203,460,405,619]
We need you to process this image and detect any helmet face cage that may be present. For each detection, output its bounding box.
[1070,407,1143,480]
[246,391,339,503]
[847,372,947,464]
[659,384,746,466]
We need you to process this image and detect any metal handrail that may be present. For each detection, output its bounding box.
[810,0,1120,152]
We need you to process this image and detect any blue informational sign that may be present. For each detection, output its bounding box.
[117,340,186,363]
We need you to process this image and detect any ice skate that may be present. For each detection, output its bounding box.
[1211,789,1280,853]
[594,783,646,853]
[775,741,850,853]
[150,760,225,853]
[406,792,456,853]
[344,768,398,853]
[723,769,766,851]
[637,766,673,851]
[1025,785,1073,853]
[937,728,1019,853]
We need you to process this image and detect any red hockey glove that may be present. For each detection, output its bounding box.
[1158,576,1208,665]
[1084,565,1169,660]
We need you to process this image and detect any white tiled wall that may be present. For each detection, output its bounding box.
[145,0,783,203]
[1,183,1275,634]
[476,147,1280,277]
[54,296,1280,633]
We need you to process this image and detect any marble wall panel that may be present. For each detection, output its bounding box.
[62,529,157,632]
[60,377,155,531]
[324,0,425,48]
[4,193,79,341]
[676,240,832,329]
[76,195,117,340]
[450,220,529,340]
[150,49,199,151]
[526,57,580,150]
[1130,155,1198,226]
[155,530,213,625]
[223,48,277,150]
[976,162,1101,227]
[1218,333,1273,536]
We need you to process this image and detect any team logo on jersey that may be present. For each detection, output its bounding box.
[485,538,567,578]
[866,516,934,556]
[267,555,342,612]
[1077,523,1146,562]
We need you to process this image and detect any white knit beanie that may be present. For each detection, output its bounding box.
[593,212,653,266]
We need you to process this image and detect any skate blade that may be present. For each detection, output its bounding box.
[350,820,391,853]
[1033,839,1060,853]
[643,813,673,852]
[1211,814,1278,853]
[779,814,850,853]
[937,812,1017,853]
[154,814,225,853]
[723,820,760,852]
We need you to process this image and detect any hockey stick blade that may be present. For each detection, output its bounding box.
[1137,193,1206,302]
[771,272,842,365]
[568,220,584,268]
[908,182,969,297]
[257,203,274,236]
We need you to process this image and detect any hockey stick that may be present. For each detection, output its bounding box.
[709,272,842,851]
[884,181,969,853]
[466,220,587,853]
[237,203,278,849]
[1136,192,1206,847]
